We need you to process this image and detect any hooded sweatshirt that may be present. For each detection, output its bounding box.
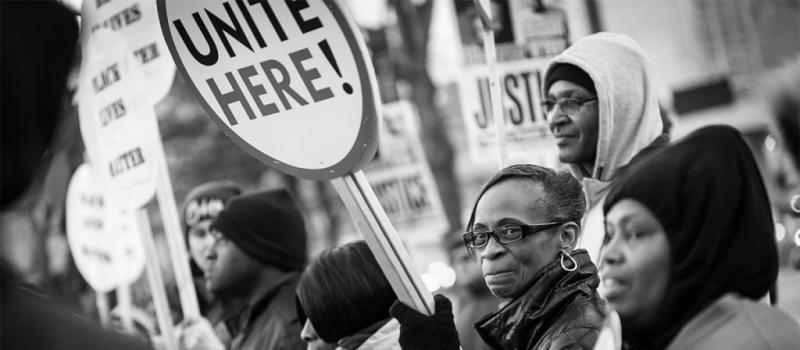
[603,125,793,349]
[543,32,665,261]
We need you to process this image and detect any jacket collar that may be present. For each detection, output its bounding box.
[474,250,599,349]
[226,271,300,335]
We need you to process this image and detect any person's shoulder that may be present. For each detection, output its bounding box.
[668,294,800,350]
[540,295,605,350]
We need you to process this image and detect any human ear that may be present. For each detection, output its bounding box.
[559,222,580,250]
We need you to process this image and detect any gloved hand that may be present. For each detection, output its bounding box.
[177,317,224,350]
[389,294,460,350]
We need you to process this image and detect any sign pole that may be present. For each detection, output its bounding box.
[136,209,178,350]
[331,171,434,315]
[96,291,110,328]
[475,0,509,169]
[116,284,134,333]
[153,146,201,319]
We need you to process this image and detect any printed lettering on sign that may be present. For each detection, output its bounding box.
[78,29,158,209]
[158,0,380,179]
[66,164,145,293]
[363,101,447,243]
[82,0,175,102]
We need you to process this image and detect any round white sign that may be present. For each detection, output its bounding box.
[158,0,379,180]
[78,29,158,209]
[66,164,146,293]
[81,0,176,102]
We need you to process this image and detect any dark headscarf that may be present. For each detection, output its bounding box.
[603,125,778,349]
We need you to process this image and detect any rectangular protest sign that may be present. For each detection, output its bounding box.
[455,0,568,163]
[363,101,448,244]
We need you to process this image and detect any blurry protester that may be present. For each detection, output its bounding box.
[180,189,308,350]
[442,232,501,350]
[181,181,242,345]
[181,182,241,307]
[1,1,148,349]
[542,32,668,261]
[390,164,605,349]
[296,240,399,350]
[601,125,800,349]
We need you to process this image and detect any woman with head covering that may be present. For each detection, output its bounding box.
[601,125,800,349]
[296,240,400,350]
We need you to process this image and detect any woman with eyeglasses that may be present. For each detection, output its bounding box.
[390,164,606,350]
[600,125,800,349]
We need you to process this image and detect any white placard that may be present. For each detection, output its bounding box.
[158,0,379,179]
[81,0,176,102]
[66,164,146,293]
[78,29,158,209]
[364,101,448,242]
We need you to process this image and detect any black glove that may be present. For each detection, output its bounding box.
[389,294,460,350]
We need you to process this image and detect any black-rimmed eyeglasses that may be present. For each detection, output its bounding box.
[541,97,597,115]
[462,222,564,249]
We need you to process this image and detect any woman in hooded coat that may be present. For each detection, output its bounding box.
[600,125,800,349]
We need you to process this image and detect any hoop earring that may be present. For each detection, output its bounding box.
[560,250,577,272]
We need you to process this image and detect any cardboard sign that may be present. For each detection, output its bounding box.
[455,1,568,162]
[158,0,379,180]
[66,164,146,293]
[363,101,447,242]
[81,0,176,102]
[78,29,158,209]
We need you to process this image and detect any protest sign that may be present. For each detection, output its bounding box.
[78,29,159,209]
[159,0,433,314]
[66,164,145,293]
[363,101,447,242]
[81,0,176,102]
[78,28,201,319]
[158,0,379,180]
[455,0,568,163]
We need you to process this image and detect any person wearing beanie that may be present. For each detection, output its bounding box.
[601,125,800,349]
[541,32,669,263]
[180,181,243,346]
[179,188,308,350]
[296,240,398,350]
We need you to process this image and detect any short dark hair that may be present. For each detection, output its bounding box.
[295,240,397,343]
[466,164,586,232]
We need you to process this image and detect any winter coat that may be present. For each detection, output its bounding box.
[665,293,800,350]
[226,272,306,350]
[475,250,605,350]
[542,32,665,263]
[336,318,401,350]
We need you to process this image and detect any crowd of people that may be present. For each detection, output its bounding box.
[2,2,799,350]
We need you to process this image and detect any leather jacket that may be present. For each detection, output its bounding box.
[475,250,605,350]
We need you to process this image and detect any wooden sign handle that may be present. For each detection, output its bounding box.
[475,0,509,169]
[136,209,178,350]
[331,171,434,315]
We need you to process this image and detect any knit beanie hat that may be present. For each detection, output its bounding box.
[543,63,596,95]
[211,188,308,272]
[182,181,242,236]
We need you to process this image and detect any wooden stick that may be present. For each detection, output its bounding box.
[136,209,178,350]
[153,138,201,319]
[116,284,134,333]
[96,291,110,328]
[475,0,509,169]
[331,171,434,315]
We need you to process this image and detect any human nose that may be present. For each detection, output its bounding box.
[600,234,624,270]
[547,107,569,132]
[479,234,505,260]
[204,241,218,261]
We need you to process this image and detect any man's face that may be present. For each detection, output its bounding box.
[204,230,262,297]
[187,220,214,271]
[546,80,599,166]
[473,179,562,298]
